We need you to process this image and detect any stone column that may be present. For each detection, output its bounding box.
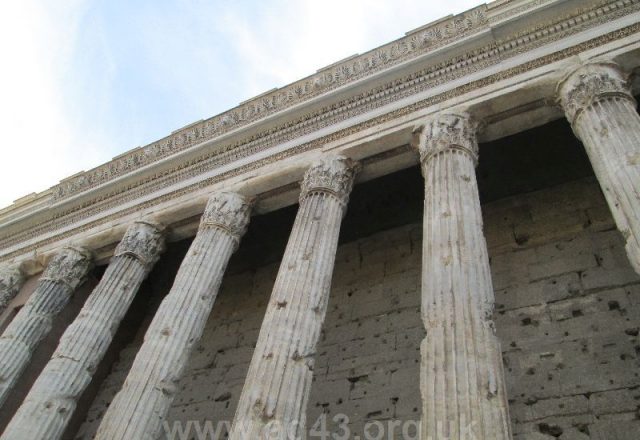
[230,155,357,439]
[558,62,640,274]
[415,113,512,440]
[0,246,92,409]
[94,192,251,440]
[0,264,24,316]
[1,221,165,440]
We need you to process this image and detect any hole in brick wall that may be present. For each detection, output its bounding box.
[538,423,563,437]
[608,300,621,311]
[214,392,231,402]
[595,254,604,266]
[347,375,368,384]
[515,233,530,245]
[576,424,590,435]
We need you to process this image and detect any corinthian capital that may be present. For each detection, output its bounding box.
[300,155,358,204]
[42,247,93,290]
[200,192,252,240]
[0,264,23,292]
[558,62,633,125]
[114,221,166,269]
[415,112,479,165]
[0,264,24,310]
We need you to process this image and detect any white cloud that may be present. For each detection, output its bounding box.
[0,0,110,207]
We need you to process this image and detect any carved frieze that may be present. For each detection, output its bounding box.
[52,6,489,201]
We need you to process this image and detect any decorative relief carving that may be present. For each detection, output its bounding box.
[558,62,634,124]
[300,155,358,204]
[200,192,252,240]
[42,247,93,290]
[0,265,22,292]
[0,264,24,310]
[415,113,478,164]
[113,221,166,269]
[0,1,639,262]
[51,6,489,201]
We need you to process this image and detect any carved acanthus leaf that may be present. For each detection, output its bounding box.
[0,264,24,309]
[300,155,358,204]
[200,192,252,240]
[558,62,633,124]
[42,247,93,290]
[114,221,166,269]
[416,112,478,164]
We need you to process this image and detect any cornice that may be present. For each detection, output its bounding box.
[50,5,489,202]
[487,0,557,23]
[3,0,596,211]
[0,0,638,263]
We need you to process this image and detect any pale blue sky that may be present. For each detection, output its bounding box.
[0,0,482,208]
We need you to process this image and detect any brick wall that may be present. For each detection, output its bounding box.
[74,175,640,440]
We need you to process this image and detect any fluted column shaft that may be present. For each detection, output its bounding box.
[416,113,511,440]
[2,222,165,440]
[230,155,356,440]
[0,247,92,409]
[559,62,640,274]
[0,264,24,316]
[95,192,251,440]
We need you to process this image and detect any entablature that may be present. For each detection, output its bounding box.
[2,0,640,275]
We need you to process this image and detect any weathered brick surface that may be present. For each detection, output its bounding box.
[75,177,640,439]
